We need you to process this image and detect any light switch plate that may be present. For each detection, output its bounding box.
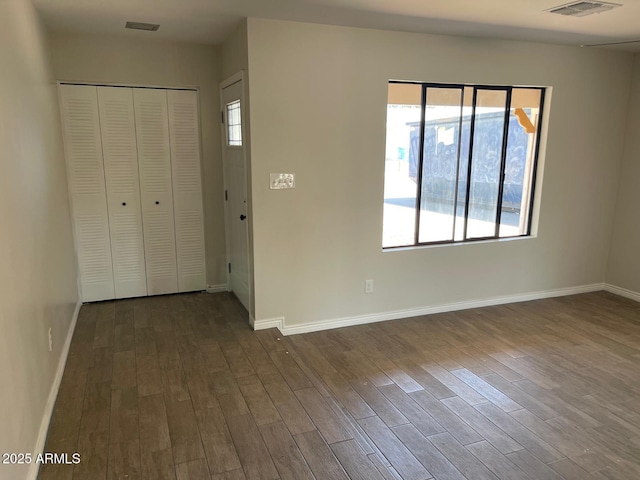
[270,173,295,189]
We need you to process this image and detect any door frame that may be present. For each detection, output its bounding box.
[219,71,253,317]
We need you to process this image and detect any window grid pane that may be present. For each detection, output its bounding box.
[226,100,242,146]
[382,83,421,248]
[418,87,464,244]
[499,88,543,237]
[465,89,508,240]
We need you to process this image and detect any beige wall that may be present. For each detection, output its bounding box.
[246,18,633,326]
[606,54,640,293]
[50,32,227,288]
[222,20,249,81]
[0,1,79,478]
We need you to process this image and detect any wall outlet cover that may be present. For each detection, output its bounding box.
[270,173,295,189]
[365,279,374,294]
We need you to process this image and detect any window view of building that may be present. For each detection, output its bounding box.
[383,82,545,248]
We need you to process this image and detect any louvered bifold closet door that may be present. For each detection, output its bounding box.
[97,87,148,299]
[60,85,115,302]
[167,90,206,292]
[133,88,178,295]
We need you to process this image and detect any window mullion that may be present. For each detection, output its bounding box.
[413,84,427,246]
[494,88,512,237]
[451,87,465,241]
[462,87,478,241]
[526,88,546,235]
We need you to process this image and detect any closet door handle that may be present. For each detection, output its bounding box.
[240,214,246,221]
[155,201,160,205]
[122,202,127,206]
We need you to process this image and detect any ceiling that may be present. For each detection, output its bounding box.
[34,0,640,51]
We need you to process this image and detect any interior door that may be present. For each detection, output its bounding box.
[133,88,179,295]
[97,86,148,299]
[59,84,115,302]
[221,78,250,311]
[167,89,207,292]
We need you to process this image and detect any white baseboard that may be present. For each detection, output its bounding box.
[253,316,285,331]
[206,284,229,293]
[604,283,640,303]
[28,299,82,480]
[256,283,605,336]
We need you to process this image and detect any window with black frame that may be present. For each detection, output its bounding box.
[383,82,545,249]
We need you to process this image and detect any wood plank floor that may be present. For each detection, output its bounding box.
[38,291,640,480]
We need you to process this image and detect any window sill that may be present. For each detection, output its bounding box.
[382,234,537,252]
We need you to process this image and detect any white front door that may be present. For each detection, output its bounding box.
[221,76,250,311]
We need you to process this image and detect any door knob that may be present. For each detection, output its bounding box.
[122,202,126,206]
[240,214,246,221]
[155,201,159,205]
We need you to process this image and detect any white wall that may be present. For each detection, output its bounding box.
[0,1,79,478]
[49,32,227,288]
[606,54,640,295]
[245,19,633,327]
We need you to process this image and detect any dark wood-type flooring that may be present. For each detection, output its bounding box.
[38,291,640,480]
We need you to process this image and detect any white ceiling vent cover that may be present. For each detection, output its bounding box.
[547,1,621,17]
[125,21,160,31]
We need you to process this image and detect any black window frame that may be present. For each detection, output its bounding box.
[384,81,546,249]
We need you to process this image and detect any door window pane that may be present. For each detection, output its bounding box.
[226,100,242,146]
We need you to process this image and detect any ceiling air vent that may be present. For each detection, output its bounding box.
[125,21,160,31]
[547,1,621,17]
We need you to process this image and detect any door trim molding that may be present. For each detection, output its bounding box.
[57,80,199,92]
[220,71,244,89]
[206,284,229,293]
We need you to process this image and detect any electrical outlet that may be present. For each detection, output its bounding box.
[365,279,374,294]
[48,328,52,352]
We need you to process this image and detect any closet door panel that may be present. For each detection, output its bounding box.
[60,84,115,302]
[133,88,178,295]
[167,90,206,292]
[97,86,147,299]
